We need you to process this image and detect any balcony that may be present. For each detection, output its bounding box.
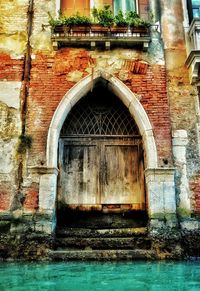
[51,25,151,51]
[185,18,200,83]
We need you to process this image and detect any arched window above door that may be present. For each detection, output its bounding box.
[60,85,140,137]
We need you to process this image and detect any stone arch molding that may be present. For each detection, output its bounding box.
[38,71,164,224]
[47,71,158,169]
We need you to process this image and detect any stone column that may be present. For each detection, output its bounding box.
[145,168,177,229]
[172,130,191,218]
[36,167,59,234]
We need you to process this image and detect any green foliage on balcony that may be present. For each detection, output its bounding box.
[126,11,150,28]
[92,5,114,27]
[48,13,92,28]
[48,7,151,29]
[114,10,129,27]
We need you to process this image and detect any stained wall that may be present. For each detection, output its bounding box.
[0,0,199,215]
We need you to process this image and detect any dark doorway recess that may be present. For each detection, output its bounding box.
[57,81,147,228]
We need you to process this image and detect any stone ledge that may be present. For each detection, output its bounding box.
[185,50,200,84]
[28,166,59,175]
[52,35,151,51]
[145,168,175,182]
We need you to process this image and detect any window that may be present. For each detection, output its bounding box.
[114,0,136,15]
[192,0,200,17]
[61,0,90,16]
[60,0,137,16]
[187,0,200,22]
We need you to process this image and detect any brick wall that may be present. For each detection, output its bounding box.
[0,53,24,81]
[124,63,171,165]
[139,0,149,19]
[190,175,200,213]
[27,48,172,168]
[23,185,39,210]
[0,183,12,211]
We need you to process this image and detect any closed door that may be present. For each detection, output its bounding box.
[58,137,145,210]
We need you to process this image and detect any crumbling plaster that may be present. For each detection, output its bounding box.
[0,0,28,56]
[0,81,22,211]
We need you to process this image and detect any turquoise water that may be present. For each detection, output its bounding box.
[0,261,200,291]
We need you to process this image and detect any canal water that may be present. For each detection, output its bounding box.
[0,261,200,290]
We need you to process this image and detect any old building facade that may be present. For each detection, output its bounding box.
[0,0,200,260]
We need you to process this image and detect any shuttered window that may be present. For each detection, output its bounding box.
[61,0,138,16]
[61,0,90,16]
[114,0,136,16]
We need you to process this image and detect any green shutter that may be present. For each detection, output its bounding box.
[192,0,200,5]
[114,0,136,16]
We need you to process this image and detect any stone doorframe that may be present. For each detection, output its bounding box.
[38,71,177,233]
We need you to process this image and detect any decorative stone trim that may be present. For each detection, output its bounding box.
[145,168,177,220]
[38,173,57,212]
[28,166,59,175]
[185,50,200,84]
[41,72,160,233]
[47,71,158,169]
[172,130,191,217]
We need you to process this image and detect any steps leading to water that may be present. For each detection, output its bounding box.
[55,227,150,250]
[51,210,152,260]
[51,226,154,260]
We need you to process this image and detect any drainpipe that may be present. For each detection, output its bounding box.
[21,0,34,135]
[13,0,34,210]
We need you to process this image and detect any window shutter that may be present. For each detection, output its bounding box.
[92,0,112,10]
[114,0,136,16]
[61,0,90,16]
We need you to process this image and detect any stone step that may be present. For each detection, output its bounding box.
[56,227,148,238]
[49,249,156,260]
[55,236,151,250]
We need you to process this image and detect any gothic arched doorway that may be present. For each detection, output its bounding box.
[57,81,146,227]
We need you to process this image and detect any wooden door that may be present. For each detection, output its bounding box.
[59,139,100,205]
[101,142,144,206]
[58,137,145,210]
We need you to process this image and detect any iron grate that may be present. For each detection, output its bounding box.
[61,87,140,136]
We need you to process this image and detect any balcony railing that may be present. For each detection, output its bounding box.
[51,25,151,51]
[185,18,200,83]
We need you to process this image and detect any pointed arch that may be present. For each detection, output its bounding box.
[46,71,158,169]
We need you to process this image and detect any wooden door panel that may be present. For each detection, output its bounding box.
[59,138,145,210]
[101,144,145,206]
[61,144,99,204]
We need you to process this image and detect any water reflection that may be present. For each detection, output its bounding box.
[0,261,200,291]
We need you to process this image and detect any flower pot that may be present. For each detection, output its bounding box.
[53,25,70,36]
[130,26,149,34]
[91,24,109,34]
[71,25,91,34]
[111,26,128,33]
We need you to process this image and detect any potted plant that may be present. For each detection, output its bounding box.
[91,6,114,33]
[48,13,71,36]
[67,13,92,34]
[112,10,128,33]
[127,11,150,34]
[48,13,92,35]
